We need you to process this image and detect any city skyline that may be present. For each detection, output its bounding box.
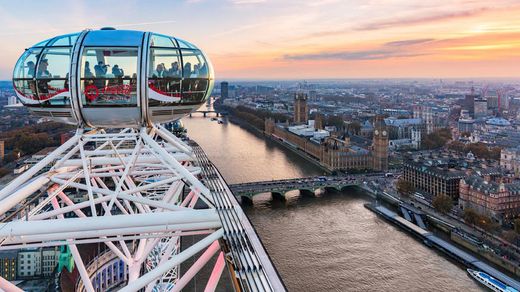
[1,0,520,80]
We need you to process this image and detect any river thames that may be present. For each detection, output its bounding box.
[183,115,483,291]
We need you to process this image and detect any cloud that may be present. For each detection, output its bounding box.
[356,7,490,31]
[284,50,428,61]
[229,0,266,4]
[284,37,436,61]
[384,38,435,46]
[307,0,341,7]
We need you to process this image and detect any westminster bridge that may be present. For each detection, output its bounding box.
[228,173,385,204]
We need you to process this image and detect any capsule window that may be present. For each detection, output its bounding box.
[150,34,176,48]
[13,48,41,103]
[46,33,79,47]
[36,48,71,105]
[80,48,138,107]
[147,48,182,107]
[176,39,197,49]
[180,49,209,104]
[13,49,40,79]
[180,50,208,78]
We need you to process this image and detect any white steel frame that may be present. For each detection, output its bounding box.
[0,125,226,292]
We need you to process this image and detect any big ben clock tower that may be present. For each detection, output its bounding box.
[372,115,389,171]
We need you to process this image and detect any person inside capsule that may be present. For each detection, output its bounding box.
[168,62,180,77]
[94,61,109,89]
[37,58,51,96]
[26,61,35,77]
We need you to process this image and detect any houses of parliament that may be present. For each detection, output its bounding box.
[265,92,389,172]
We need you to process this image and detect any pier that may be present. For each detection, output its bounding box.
[366,203,520,291]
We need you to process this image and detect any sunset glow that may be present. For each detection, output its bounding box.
[1,0,520,79]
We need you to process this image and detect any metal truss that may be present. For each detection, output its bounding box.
[0,125,227,292]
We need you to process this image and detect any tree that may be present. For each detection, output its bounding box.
[347,121,361,135]
[514,218,520,234]
[466,142,490,159]
[432,194,453,214]
[463,208,479,226]
[448,141,465,152]
[0,168,9,178]
[502,230,519,244]
[396,178,414,198]
[325,115,345,131]
[477,214,499,233]
[422,128,452,150]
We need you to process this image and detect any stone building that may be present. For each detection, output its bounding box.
[265,115,388,172]
[459,175,520,224]
[501,147,520,177]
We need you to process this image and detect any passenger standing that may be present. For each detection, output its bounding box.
[27,61,35,77]
[84,61,94,78]
[112,65,124,78]
[94,61,109,88]
[36,59,51,95]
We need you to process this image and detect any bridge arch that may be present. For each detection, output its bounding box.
[299,189,315,197]
[240,195,253,206]
[271,191,286,201]
[324,186,341,193]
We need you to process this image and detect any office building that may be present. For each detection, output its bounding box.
[220,81,229,100]
[474,98,488,118]
[0,251,17,281]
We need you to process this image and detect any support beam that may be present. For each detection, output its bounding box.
[204,252,225,292]
[0,276,23,292]
[0,210,220,237]
[0,132,81,201]
[169,240,220,292]
[120,229,223,292]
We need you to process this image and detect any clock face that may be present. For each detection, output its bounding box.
[374,130,379,135]
[382,130,387,136]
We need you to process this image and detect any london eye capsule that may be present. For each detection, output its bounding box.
[12,28,214,128]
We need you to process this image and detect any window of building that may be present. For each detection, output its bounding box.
[80,47,138,107]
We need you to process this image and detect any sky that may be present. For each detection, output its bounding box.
[1,0,520,80]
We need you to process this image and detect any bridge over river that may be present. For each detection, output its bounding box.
[229,173,385,204]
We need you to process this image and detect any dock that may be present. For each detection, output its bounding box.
[366,203,520,291]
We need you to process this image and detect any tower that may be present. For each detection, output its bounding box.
[221,81,229,100]
[372,115,388,171]
[414,105,433,134]
[411,127,421,149]
[265,118,275,135]
[294,92,308,124]
[314,113,323,130]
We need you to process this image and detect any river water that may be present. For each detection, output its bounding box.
[182,115,483,291]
